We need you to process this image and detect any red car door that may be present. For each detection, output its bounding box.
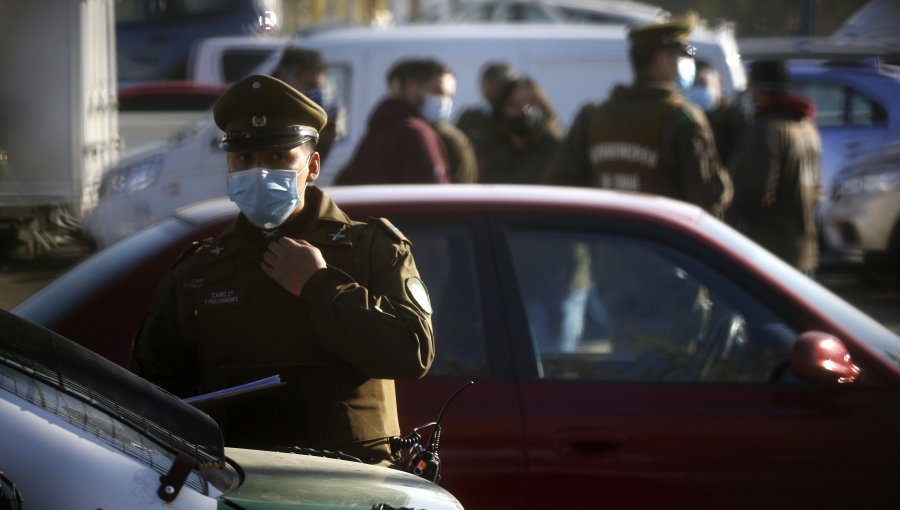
[502,224,900,509]
[393,218,528,510]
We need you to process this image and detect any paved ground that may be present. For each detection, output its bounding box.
[816,268,900,335]
[1,246,898,336]
[0,243,92,310]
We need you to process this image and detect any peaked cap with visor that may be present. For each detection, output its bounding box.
[628,11,698,57]
[214,74,327,152]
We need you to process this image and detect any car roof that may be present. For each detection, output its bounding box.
[739,36,900,63]
[192,35,289,48]
[175,184,706,229]
[789,61,900,81]
[118,80,228,111]
[297,22,730,44]
[788,61,900,110]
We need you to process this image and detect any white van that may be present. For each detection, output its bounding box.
[85,23,745,247]
[187,35,289,86]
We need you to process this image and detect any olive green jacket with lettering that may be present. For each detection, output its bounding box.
[129,186,435,463]
[546,80,732,217]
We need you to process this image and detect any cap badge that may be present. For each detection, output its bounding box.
[251,115,267,128]
[252,81,261,89]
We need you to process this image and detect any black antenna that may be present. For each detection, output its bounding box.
[405,380,474,483]
[434,380,474,428]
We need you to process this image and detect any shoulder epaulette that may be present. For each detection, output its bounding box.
[371,217,408,243]
[172,236,215,268]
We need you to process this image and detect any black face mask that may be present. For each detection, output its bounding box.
[501,107,546,138]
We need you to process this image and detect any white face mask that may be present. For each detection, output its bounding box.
[420,94,454,124]
[676,57,696,92]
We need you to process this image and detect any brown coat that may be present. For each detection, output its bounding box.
[129,186,435,463]
[727,92,822,272]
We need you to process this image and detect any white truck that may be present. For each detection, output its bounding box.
[85,22,746,248]
[0,0,118,259]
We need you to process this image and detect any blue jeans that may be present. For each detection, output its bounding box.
[526,288,590,353]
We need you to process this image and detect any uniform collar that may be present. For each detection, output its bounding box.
[621,79,679,97]
[215,186,356,262]
[302,186,355,246]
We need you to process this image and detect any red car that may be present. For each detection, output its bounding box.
[118,80,229,111]
[14,184,900,509]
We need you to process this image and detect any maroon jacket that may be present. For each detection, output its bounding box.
[339,98,449,184]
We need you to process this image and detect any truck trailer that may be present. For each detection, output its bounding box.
[0,0,118,259]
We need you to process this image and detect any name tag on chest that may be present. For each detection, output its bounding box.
[201,288,247,307]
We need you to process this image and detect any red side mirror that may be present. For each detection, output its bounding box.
[790,331,861,385]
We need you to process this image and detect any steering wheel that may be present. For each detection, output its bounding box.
[696,311,746,381]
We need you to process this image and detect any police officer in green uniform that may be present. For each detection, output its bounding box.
[128,74,435,465]
[546,11,732,217]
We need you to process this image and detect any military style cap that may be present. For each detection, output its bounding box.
[628,11,698,57]
[214,74,328,152]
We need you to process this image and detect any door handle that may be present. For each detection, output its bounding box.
[555,430,625,456]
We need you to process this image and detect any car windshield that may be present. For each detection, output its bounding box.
[699,216,900,368]
[0,309,237,492]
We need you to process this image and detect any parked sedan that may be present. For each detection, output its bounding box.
[14,184,900,509]
[822,139,900,280]
[789,59,900,200]
[0,307,462,509]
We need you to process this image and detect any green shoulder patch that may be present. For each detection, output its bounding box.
[405,276,433,315]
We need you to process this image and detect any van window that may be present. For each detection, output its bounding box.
[848,88,886,125]
[222,49,278,82]
[793,81,887,127]
[325,63,352,140]
[795,82,844,126]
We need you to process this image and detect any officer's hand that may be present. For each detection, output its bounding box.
[261,237,327,296]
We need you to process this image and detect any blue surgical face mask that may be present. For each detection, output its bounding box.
[303,88,324,107]
[227,167,304,229]
[420,94,454,124]
[676,57,696,92]
[687,85,715,111]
